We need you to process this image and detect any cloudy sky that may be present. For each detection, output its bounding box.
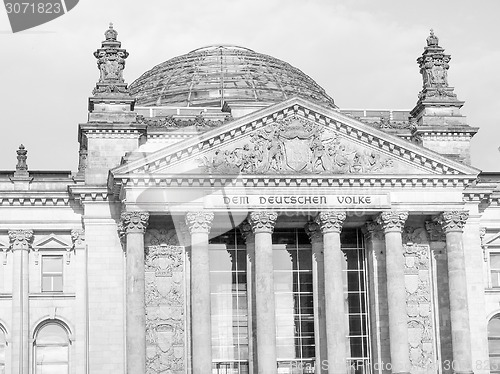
[0,0,499,172]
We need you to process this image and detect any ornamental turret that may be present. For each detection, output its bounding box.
[87,23,136,122]
[79,24,145,185]
[410,30,478,165]
[414,29,460,106]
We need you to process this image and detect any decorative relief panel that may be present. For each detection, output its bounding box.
[404,242,436,373]
[145,245,185,374]
[198,115,395,174]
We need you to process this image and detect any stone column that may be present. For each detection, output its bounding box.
[305,221,328,374]
[376,211,410,374]
[315,211,347,374]
[9,229,33,374]
[185,211,214,374]
[240,220,257,373]
[248,211,278,373]
[120,211,149,374]
[436,211,473,374]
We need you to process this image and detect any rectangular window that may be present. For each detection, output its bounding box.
[41,256,63,292]
[491,253,500,288]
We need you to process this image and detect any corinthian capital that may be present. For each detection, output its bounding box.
[376,211,409,233]
[248,211,278,234]
[8,230,34,251]
[304,221,322,243]
[363,221,384,241]
[119,211,150,234]
[238,220,254,243]
[315,211,346,234]
[435,211,469,233]
[185,212,214,234]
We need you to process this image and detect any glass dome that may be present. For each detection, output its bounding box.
[129,45,336,108]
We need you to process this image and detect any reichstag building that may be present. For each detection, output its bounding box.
[1,24,500,374]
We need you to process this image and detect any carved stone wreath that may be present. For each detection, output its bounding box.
[198,115,394,174]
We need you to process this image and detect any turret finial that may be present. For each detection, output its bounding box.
[14,144,29,177]
[415,29,459,104]
[91,23,130,97]
[426,29,439,47]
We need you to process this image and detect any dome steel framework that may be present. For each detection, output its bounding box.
[129,45,336,108]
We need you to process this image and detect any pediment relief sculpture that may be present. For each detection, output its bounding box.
[198,116,394,174]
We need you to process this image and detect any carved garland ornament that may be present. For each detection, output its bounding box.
[315,211,346,234]
[435,211,469,233]
[377,211,409,233]
[8,229,34,250]
[185,212,214,234]
[198,115,394,175]
[248,211,278,234]
[71,229,85,248]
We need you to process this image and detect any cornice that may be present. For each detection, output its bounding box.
[112,174,475,192]
[0,191,72,206]
[68,186,112,203]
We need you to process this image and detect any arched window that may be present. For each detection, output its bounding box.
[34,322,70,374]
[0,326,6,374]
[488,314,500,374]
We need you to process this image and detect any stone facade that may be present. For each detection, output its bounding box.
[0,25,499,374]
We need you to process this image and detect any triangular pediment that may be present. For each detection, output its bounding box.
[32,234,71,250]
[111,97,479,182]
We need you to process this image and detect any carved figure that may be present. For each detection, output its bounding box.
[198,115,394,175]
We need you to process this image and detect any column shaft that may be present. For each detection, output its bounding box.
[254,230,277,372]
[377,211,410,374]
[186,212,214,374]
[384,231,410,374]
[316,211,347,374]
[249,211,278,374]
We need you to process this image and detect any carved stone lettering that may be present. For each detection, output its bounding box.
[145,245,185,374]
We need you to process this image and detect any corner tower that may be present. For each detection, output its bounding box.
[77,24,145,184]
[410,30,478,164]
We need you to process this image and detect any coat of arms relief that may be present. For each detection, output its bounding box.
[198,116,394,174]
[145,245,185,374]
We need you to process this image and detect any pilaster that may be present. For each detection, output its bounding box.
[305,221,327,374]
[8,229,33,374]
[119,211,149,374]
